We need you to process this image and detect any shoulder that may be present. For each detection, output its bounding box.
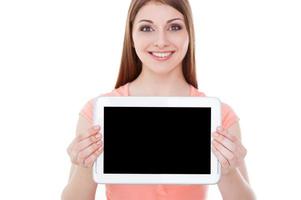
[78,83,128,122]
[191,86,240,129]
[220,102,240,129]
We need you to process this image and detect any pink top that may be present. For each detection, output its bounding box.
[79,82,239,200]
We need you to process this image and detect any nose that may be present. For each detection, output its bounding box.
[154,30,169,49]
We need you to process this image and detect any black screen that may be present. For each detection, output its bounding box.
[103,107,211,174]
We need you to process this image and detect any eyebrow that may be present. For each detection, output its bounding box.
[138,18,183,24]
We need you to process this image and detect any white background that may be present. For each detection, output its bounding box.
[0,0,300,199]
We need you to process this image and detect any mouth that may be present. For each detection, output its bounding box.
[148,51,175,61]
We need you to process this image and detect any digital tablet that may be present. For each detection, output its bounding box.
[92,96,221,184]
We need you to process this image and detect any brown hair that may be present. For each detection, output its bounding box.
[115,0,198,89]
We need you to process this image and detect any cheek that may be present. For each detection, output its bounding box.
[132,33,153,52]
[170,34,189,55]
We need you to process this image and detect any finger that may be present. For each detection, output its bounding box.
[237,143,248,160]
[77,125,101,142]
[211,144,230,168]
[213,132,236,152]
[216,127,238,143]
[216,129,245,157]
[84,147,104,168]
[213,139,236,167]
[217,125,223,132]
[77,132,102,152]
[68,126,101,162]
[69,132,102,163]
[77,141,103,164]
[214,135,247,166]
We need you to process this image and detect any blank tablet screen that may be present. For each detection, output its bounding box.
[103,107,211,174]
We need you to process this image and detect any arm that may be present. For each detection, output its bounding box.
[213,122,256,200]
[61,115,99,200]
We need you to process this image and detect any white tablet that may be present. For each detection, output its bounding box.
[92,96,221,185]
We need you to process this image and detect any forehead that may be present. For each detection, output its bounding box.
[134,2,184,23]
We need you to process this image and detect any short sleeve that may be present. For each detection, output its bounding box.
[78,90,119,124]
[221,103,240,129]
[79,98,95,124]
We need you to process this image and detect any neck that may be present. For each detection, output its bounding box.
[129,65,191,96]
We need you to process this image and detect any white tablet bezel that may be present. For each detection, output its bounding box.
[92,96,221,185]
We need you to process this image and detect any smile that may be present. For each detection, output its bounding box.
[148,51,175,61]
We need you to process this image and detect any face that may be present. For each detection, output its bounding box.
[132,2,189,75]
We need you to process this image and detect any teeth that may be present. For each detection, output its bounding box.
[151,52,173,58]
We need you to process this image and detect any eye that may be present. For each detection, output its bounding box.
[169,24,182,31]
[139,25,154,32]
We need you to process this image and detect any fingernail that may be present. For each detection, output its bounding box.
[94,125,100,130]
[217,126,223,131]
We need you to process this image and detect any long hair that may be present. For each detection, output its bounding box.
[115,0,198,89]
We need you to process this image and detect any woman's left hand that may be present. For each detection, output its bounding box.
[211,126,247,176]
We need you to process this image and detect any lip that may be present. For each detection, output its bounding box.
[148,51,175,61]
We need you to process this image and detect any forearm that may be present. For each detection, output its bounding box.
[217,168,256,200]
[61,166,97,200]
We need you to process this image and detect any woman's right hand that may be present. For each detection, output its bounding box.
[67,125,103,168]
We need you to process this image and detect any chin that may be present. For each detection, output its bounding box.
[146,63,180,75]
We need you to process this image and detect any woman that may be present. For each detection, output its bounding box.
[62,0,256,199]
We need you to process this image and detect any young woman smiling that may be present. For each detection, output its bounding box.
[62,0,256,199]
